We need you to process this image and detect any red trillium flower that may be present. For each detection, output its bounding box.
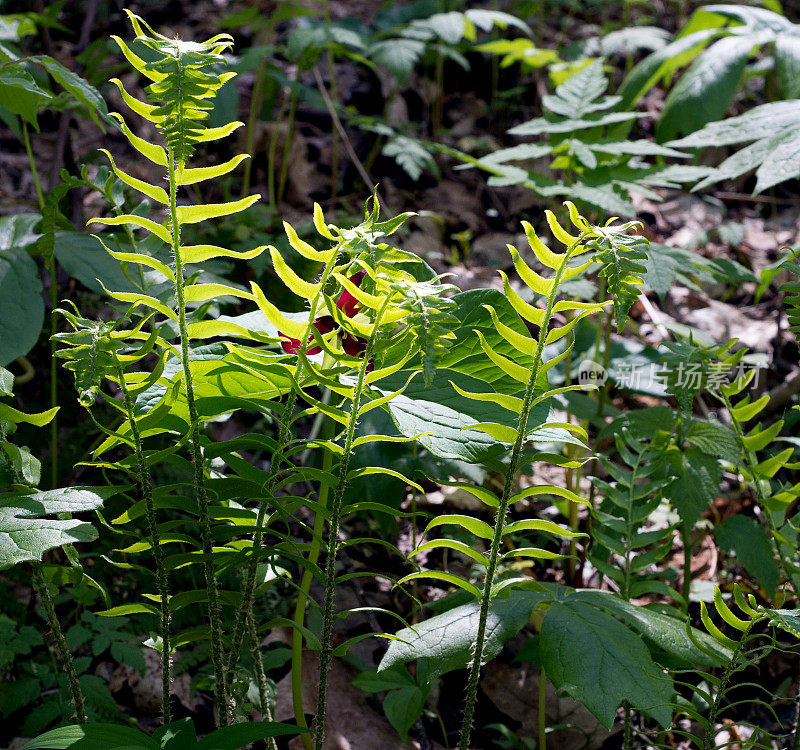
[280,271,370,359]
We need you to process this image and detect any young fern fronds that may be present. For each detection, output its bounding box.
[88,12,267,723]
[451,203,648,749]
[313,296,393,750]
[780,249,800,345]
[224,215,343,687]
[703,354,800,595]
[590,429,680,604]
[591,217,648,332]
[688,584,800,750]
[55,303,173,721]
[224,200,439,743]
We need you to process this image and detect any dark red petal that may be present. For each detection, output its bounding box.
[350,270,367,287]
[281,316,333,356]
[337,272,367,318]
[337,289,360,318]
[342,333,368,357]
[314,316,335,335]
[280,335,301,355]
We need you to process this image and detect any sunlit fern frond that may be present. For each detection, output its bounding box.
[114,10,235,167]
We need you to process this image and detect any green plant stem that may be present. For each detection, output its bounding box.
[248,609,277,750]
[117,365,171,722]
[681,525,692,614]
[538,667,547,750]
[242,58,266,200]
[22,120,45,209]
[623,702,633,750]
[267,92,290,213]
[32,563,86,723]
[791,677,800,750]
[167,146,229,725]
[225,252,341,685]
[314,299,391,750]
[23,120,58,489]
[621,450,644,602]
[702,622,753,750]
[457,239,583,750]
[292,411,334,750]
[277,75,300,204]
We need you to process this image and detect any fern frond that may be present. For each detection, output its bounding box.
[590,218,649,331]
[117,10,235,167]
[780,249,800,345]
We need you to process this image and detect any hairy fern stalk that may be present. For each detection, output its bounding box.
[230,199,456,747]
[87,11,265,724]
[55,304,173,719]
[390,203,650,749]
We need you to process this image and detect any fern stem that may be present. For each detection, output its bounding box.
[167,146,229,725]
[623,702,633,750]
[314,298,391,750]
[22,120,45,209]
[117,365,172,722]
[457,239,583,750]
[32,563,86,724]
[702,622,753,750]
[225,252,341,685]
[242,57,266,201]
[226,389,299,684]
[791,676,800,750]
[277,74,300,204]
[248,609,278,750]
[292,410,334,750]
[681,525,692,614]
[23,120,59,489]
[538,667,547,750]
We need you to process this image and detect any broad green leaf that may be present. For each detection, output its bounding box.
[0,70,51,129]
[656,35,756,142]
[691,134,778,192]
[39,56,114,130]
[21,724,159,749]
[0,214,44,365]
[685,420,740,464]
[715,515,779,596]
[465,8,532,35]
[385,368,548,464]
[670,100,800,148]
[194,721,308,749]
[664,447,720,528]
[383,686,426,743]
[569,590,731,666]
[508,110,639,137]
[754,126,800,194]
[618,28,720,108]
[379,589,550,679]
[368,39,425,84]
[540,600,673,728]
[0,487,113,569]
[775,32,800,99]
